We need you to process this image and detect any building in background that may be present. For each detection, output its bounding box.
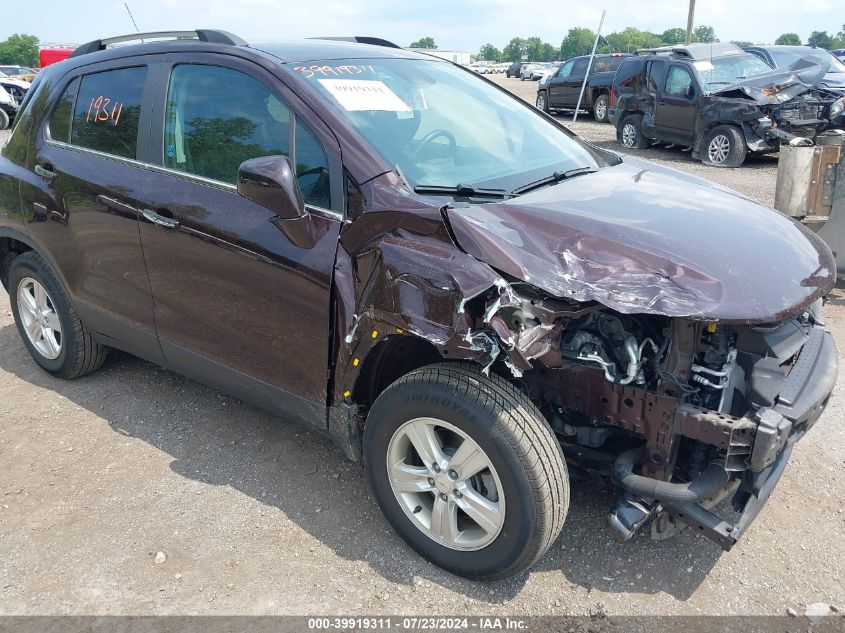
[407,48,472,65]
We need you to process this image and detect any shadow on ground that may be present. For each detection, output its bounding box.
[0,322,724,601]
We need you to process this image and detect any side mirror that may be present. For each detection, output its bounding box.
[685,84,695,98]
[237,155,306,220]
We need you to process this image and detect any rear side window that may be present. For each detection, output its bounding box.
[164,64,330,207]
[591,56,626,73]
[69,67,147,159]
[613,58,642,90]
[571,58,589,75]
[48,77,79,143]
[646,60,666,93]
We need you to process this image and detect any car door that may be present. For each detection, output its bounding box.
[654,64,698,144]
[136,54,343,426]
[547,59,574,107]
[22,59,163,362]
[560,57,590,106]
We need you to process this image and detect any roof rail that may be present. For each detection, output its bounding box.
[310,36,401,49]
[69,29,247,58]
[635,46,691,58]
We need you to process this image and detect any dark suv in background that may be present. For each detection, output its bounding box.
[610,42,845,166]
[536,53,629,122]
[0,30,837,580]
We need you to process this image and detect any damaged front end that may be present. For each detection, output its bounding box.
[333,158,837,551]
[699,58,845,156]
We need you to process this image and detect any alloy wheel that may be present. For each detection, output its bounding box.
[622,123,637,148]
[536,94,546,111]
[708,134,731,164]
[386,417,506,551]
[596,99,607,121]
[17,277,62,360]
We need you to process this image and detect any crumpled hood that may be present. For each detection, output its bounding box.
[445,158,835,323]
[711,57,828,104]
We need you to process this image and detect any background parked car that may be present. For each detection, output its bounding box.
[536,53,629,122]
[742,45,845,94]
[0,65,37,82]
[506,61,522,78]
[833,49,845,62]
[0,84,18,130]
[520,63,547,80]
[610,43,845,167]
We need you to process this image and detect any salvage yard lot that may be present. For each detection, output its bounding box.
[0,74,844,617]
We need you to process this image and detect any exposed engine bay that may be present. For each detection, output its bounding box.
[464,281,836,549]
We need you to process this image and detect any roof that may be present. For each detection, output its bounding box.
[637,42,746,60]
[254,40,434,63]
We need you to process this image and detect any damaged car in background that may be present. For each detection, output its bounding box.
[0,31,837,581]
[611,42,845,166]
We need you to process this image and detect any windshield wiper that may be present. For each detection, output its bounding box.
[511,166,597,195]
[413,183,511,199]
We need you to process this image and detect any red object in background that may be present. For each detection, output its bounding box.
[39,48,74,68]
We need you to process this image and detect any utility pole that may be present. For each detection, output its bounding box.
[685,0,696,44]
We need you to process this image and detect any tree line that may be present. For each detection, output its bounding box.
[412,24,845,63]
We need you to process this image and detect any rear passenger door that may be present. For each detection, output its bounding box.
[135,54,343,425]
[23,60,163,363]
[654,64,698,144]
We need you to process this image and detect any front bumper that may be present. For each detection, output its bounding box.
[666,326,837,550]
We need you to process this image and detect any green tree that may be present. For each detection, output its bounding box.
[807,31,833,48]
[409,37,437,49]
[660,28,686,45]
[775,33,802,45]
[604,28,662,53]
[502,37,526,61]
[560,27,596,60]
[540,42,557,61]
[0,33,39,67]
[693,25,718,43]
[478,43,501,61]
[833,24,845,48]
[525,36,545,61]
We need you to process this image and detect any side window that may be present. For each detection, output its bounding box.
[646,61,665,93]
[571,58,589,75]
[164,64,329,207]
[666,66,694,97]
[557,60,574,77]
[48,77,79,143]
[70,67,147,159]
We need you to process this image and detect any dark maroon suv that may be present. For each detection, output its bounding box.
[0,30,837,580]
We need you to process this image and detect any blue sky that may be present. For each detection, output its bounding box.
[3,0,842,51]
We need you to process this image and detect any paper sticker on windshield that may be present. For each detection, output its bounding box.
[318,79,412,112]
[693,60,714,71]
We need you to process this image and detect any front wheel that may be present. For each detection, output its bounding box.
[701,125,747,167]
[0,109,9,131]
[364,363,569,580]
[536,91,550,113]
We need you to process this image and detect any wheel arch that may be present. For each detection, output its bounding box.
[0,228,37,291]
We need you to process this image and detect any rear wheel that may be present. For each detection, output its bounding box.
[364,363,569,580]
[593,94,610,123]
[9,252,106,379]
[536,91,550,114]
[0,109,9,131]
[701,125,747,167]
[617,113,648,149]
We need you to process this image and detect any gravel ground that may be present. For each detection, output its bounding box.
[0,80,843,619]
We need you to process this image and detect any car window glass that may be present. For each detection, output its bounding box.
[646,60,665,92]
[48,77,79,143]
[70,66,147,159]
[164,64,329,207]
[557,60,574,77]
[591,57,625,73]
[666,66,694,96]
[294,122,330,209]
[571,58,589,75]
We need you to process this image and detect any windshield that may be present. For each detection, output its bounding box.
[291,58,603,191]
[691,53,773,91]
[770,48,845,73]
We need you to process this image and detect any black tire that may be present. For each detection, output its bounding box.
[617,113,648,150]
[363,362,569,580]
[593,93,610,123]
[8,251,106,379]
[0,109,9,131]
[701,125,747,168]
[536,91,550,114]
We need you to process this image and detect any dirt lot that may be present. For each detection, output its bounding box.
[0,79,844,618]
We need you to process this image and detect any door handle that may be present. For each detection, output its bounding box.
[35,163,56,180]
[142,208,180,229]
